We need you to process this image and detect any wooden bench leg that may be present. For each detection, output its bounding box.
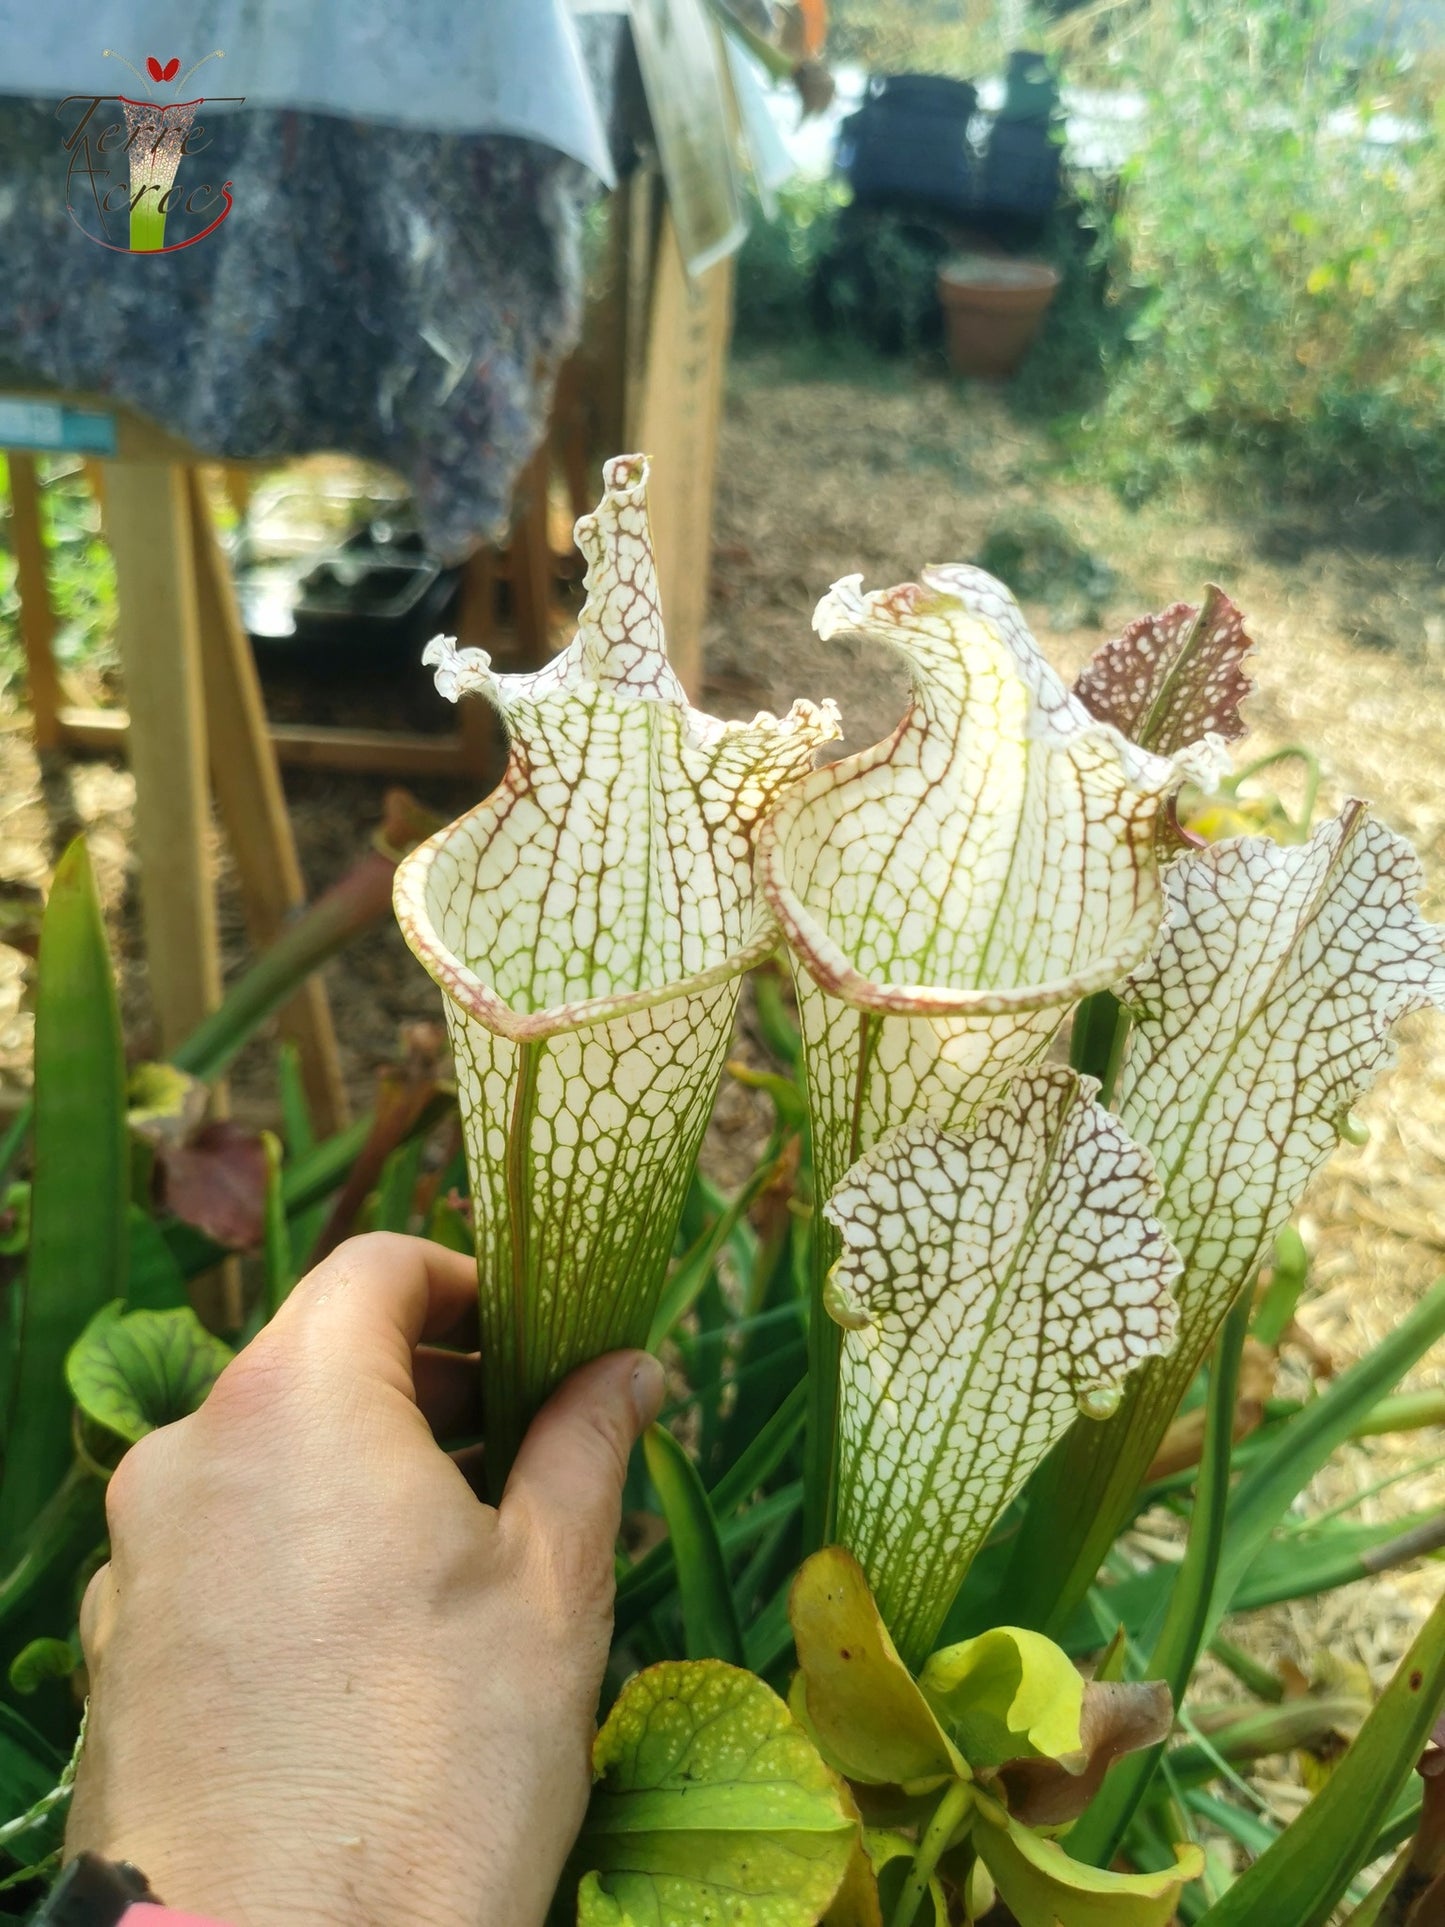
[508,447,556,671]
[632,208,734,700]
[185,472,349,1137]
[6,453,65,752]
[106,460,222,1054]
[453,547,501,781]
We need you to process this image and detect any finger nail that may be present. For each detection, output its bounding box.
[629,1353,665,1432]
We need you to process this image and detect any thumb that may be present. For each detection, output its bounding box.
[499,1350,664,1581]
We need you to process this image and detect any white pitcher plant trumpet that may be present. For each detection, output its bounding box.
[395,455,839,1476]
[755,568,1223,1201]
[398,454,1444,1690]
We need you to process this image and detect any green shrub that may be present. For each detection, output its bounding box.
[0,459,116,704]
[1081,0,1445,509]
[732,177,852,345]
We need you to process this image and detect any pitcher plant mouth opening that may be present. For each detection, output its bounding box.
[394,826,787,1045]
[395,452,840,1046]
[756,565,1221,1029]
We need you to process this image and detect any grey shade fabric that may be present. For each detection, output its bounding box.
[0,17,632,556]
[0,0,614,179]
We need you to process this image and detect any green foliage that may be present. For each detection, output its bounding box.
[1081,0,1445,511]
[122,1208,190,1313]
[813,209,949,358]
[0,458,116,703]
[4,877,1444,1921]
[1066,1295,1249,1865]
[0,828,439,1898]
[1194,1590,1445,1925]
[733,178,950,362]
[0,841,127,1555]
[825,0,1009,76]
[733,178,852,345]
[65,1303,233,1446]
[6,1640,77,1699]
[788,1547,1200,1922]
[975,506,1116,626]
[4,541,1445,1927]
[642,1424,746,1666]
[574,1660,858,1926]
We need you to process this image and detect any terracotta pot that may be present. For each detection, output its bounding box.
[937,258,1061,378]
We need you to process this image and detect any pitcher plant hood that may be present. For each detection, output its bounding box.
[756,563,1221,1190]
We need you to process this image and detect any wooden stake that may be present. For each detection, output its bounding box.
[106,461,222,1052]
[186,472,349,1135]
[6,454,64,751]
[509,446,556,670]
[454,546,500,779]
[632,208,735,699]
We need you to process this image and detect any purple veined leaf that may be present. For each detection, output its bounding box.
[395,455,840,1486]
[154,1120,269,1251]
[1072,585,1255,757]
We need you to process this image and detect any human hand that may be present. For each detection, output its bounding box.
[65,1232,664,1927]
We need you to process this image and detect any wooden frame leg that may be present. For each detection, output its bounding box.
[81,459,108,528]
[454,547,500,780]
[106,461,222,1053]
[508,447,556,671]
[185,472,349,1136]
[6,453,65,752]
[631,207,735,700]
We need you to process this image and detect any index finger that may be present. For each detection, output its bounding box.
[262,1231,478,1403]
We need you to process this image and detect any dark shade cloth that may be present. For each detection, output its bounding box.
[0,17,630,556]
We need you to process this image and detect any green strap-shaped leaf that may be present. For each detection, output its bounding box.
[1193,1589,1445,1927]
[395,456,838,1483]
[260,1128,296,1321]
[824,1069,1180,1666]
[0,1703,63,1823]
[615,1385,807,1636]
[1064,1294,1248,1866]
[123,1206,189,1312]
[276,1040,328,1270]
[66,1303,233,1444]
[0,839,128,1552]
[1071,586,1255,755]
[758,567,1215,1200]
[576,1659,858,1926]
[642,1425,746,1667]
[1020,807,1445,1632]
